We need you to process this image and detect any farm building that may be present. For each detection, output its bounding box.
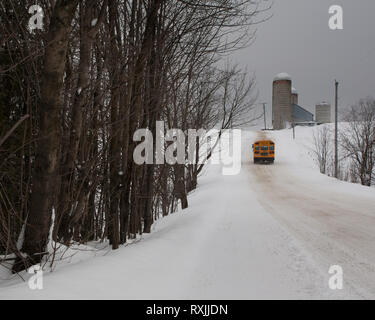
[315,102,331,124]
[272,73,314,129]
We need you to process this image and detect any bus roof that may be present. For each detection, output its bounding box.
[254,140,274,144]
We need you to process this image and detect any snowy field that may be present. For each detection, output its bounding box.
[1,126,375,299]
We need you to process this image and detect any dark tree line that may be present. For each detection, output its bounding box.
[0,0,266,273]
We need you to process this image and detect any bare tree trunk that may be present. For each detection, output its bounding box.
[174,164,188,210]
[57,0,107,242]
[13,0,79,273]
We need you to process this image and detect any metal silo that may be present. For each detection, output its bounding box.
[315,102,331,124]
[272,73,292,129]
[291,87,298,105]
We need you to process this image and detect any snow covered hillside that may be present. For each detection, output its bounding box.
[1,127,375,299]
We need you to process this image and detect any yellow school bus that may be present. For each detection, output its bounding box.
[252,140,275,164]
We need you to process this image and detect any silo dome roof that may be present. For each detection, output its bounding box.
[319,101,330,105]
[274,72,292,81]
[291,87,298,94]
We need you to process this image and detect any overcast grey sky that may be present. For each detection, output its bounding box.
[232,0,375,126]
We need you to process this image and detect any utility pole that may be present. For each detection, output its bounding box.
[263,103,267,130]
[334,80,339,178]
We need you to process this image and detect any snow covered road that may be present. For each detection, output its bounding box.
[1,127,374,299]
[248,129,375,299]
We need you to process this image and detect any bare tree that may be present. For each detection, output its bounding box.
[12,0,80,273]
[340,98,375,187]
[0,0,271,272]
[313,125,333,175]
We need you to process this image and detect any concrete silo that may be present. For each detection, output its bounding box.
[315,102,331,124]
[291,87,298,105]
[272,73,292,130]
